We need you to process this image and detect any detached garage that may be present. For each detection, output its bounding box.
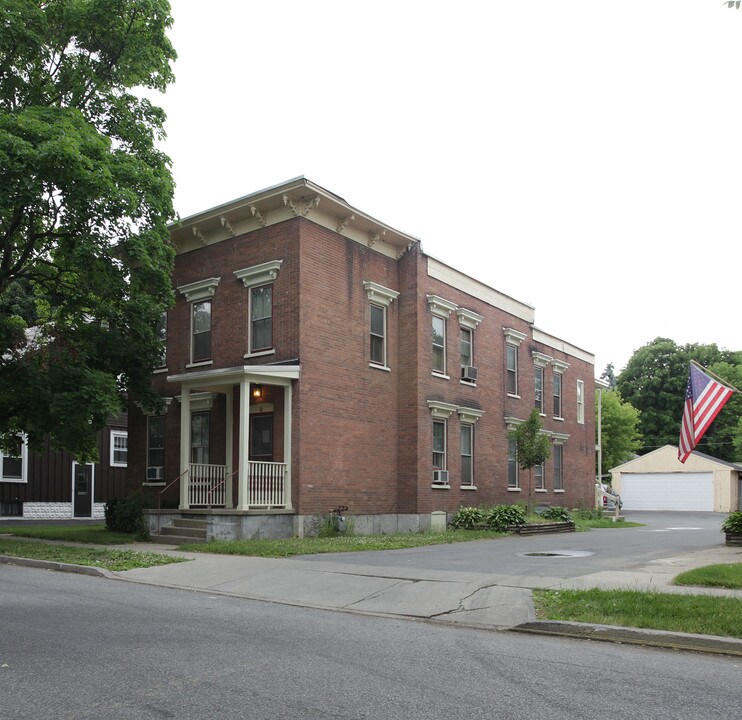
[611,445,742,513]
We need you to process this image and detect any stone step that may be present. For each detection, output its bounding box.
[172,518,208,530]
[159,525,206,539]
[149,533,205,545]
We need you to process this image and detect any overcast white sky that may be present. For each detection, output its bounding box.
[152,1,742,376]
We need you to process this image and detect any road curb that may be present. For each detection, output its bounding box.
[512,620,742,657]
[0,555,114,579]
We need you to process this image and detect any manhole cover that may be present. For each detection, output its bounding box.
[519,550,594,558]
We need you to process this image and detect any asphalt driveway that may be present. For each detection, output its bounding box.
[294,511,729,582]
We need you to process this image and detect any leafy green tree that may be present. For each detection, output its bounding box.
[509,409,551,510]
[597,389,642,475]
[0,0,177,460]
[617,338,740,461]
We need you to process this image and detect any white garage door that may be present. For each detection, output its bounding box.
[620,473,713,511]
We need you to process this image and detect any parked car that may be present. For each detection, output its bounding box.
[596,482,622,512]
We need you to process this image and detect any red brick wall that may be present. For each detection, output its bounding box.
[127,217,596,517]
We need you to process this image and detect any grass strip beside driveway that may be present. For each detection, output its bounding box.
[533,588,742,639]
[0,538,187,572]
[673,563,742,590]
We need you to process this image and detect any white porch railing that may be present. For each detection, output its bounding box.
[186,461,287,508]
[248,461,287,508]
[189,463,227,507]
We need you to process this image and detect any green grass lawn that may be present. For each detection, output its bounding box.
[533,587,742,638]
[0,524,136,544]
[673,563,742,590]
[0,538,186,571]
[180,529,509,557]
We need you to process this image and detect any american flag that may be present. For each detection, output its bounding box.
[678,364,734,463]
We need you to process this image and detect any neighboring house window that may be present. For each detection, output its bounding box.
[433,420,446,470]
[577,379,585,424]
[535,462,545,490]
[553,371,562,418]
[370,303,386,366]
[432,316,446,374]
[146,417,165,482]
[363,282,399,370]
[506,344,518,395]
[191,412,210,464]
[535,366,544,413]
[250,285,272,352]
[0,436,27,483]
[460,424,474,487]
[553,444,564,490]
[110,431,128,467]
[507,437,519,489]
[192,300,212,363]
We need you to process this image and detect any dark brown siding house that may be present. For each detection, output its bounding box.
[127,177,597,540]
[0,414,128,520]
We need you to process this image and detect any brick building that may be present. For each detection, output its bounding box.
[128,177,596,539]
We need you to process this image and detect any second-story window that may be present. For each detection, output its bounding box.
[506,344,518,395]
[577,379,585,424]
[553,370,562,418]
[535,365,544,412]
[177,277,221,366]
[192,300,212,363]
[250,285,272,352]
[370,303,386,365]
[432,316,446,374]
[156,312,167,368]
[460,327,472,368]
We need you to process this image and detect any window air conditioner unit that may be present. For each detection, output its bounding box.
[461,365,478,381]
[432,470,449,485]
[147,466,164,481]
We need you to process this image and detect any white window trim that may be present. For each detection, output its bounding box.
[431,314,448,378]
[553,370,563,420]
[248,284,274,354]
[234,260,283,289]
[577,379,585,425]
[364,281,399,307]
[177,277,220,303]
[456,307,483,330]
[0,436,28,484]
[110,430,128,467]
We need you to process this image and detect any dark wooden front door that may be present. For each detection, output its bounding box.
[73,463,93,517]
[250,414,273,461]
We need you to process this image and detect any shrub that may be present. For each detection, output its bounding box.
[721,512,742,534]
[538,506,572,522]
[486,504,527,532]
[105,491,151,539]
[450,507,486,529]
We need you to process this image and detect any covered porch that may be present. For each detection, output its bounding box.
[167,364,300,511]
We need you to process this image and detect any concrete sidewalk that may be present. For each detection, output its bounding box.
[3,539,742,655]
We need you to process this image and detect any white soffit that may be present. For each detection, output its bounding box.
[426,257,534,323]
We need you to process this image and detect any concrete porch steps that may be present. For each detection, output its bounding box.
[151,516,207,545]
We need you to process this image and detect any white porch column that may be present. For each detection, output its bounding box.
[179,386,191,509]
[236,378,250,510]
[283,381,293,510]
[225,388,234,509]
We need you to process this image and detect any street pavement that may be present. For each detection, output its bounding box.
[2,511,742,656]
